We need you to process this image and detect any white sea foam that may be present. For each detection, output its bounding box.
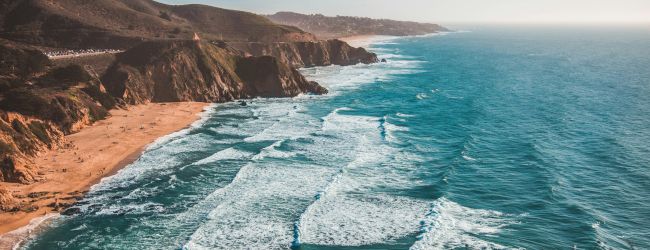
[146,104,217,151]
[252,140,297,160]
[94,202,166,216]
[67,34,447,248]
[299,195,429,246]
[193,147,253,165]
[396,112,416,118]
[88,132,216,192]
[416,93,430,100]
[183,163,337,249]
[411,198,513,250]
[296,111,428,246]
[0,213,60,250]
[300,49,426,96]
[411,32,453,38]
[462,148,477,161]
[382,116,410,144]
[381,53,417,59]
[181,105,368,249]
[462,155,477,161]
[322,108,380,133]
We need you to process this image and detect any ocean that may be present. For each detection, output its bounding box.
[21,25,650,249]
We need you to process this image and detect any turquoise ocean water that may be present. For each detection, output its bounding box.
[22,26,650,249]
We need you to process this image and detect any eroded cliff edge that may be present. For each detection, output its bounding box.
[232,39,379,68]
[102,40,326,104]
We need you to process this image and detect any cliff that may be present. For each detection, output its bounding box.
[0,42,115,184]
[0,39,329,186]
[0,0,316,49]
[231,39,379,68]
[267,12,448,39]
[101,40,326,104]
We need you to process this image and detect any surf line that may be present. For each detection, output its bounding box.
[291,163,347,248]
[291,111,368,248]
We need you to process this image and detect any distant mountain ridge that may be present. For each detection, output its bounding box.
[266,11,448,39]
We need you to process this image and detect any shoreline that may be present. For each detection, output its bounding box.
[0,102,209,248]
[339,35,392,48]
[339,32,452,48]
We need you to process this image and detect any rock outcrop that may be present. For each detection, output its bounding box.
[232,39,379,68]
[102,40,326,104]
[0,43,114,183]
[0,188,16,211]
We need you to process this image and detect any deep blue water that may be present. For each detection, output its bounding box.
[22,26,650,249]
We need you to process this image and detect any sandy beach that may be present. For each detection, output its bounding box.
[0,102,207,246]
[339,35,393,48]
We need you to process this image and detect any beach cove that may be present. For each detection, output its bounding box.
[0,102,207,247]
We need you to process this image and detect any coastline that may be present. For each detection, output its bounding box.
[1,35,392,248]
[339,35,392,48]
[339,32,452,48]
[0,102,208,248]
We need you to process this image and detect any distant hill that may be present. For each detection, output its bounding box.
[0,0,316,49]
[266,11,448,39]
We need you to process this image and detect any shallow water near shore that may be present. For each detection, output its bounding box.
[20,26,650,249]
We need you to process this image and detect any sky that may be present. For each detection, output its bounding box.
[158,0,650,24]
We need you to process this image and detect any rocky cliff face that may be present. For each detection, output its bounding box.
[0,43,114,184]
[0,85,111,184]
[232,39,379,68]
[102,40,326,105]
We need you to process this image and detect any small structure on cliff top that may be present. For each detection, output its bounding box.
[193,32,201,41]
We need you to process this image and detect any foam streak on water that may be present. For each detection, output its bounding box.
[411,198,513,250]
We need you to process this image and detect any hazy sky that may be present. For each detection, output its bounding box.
[158,0,650,24]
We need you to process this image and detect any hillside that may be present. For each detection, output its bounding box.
[266,11,448,39]
[0,0,316,49]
